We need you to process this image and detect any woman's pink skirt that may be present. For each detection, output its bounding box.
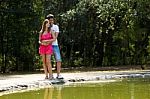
[39,45,53,55]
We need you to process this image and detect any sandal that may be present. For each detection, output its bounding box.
[45,76,48,79]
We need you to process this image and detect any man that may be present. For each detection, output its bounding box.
[46,14,63,79]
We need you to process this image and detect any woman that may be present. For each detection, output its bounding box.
[39,19,56,79]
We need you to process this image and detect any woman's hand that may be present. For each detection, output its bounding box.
[39,41,49,46]
[41,42,49,46]
[41,40,53,44]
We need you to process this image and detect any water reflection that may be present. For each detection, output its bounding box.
[130,83,135,99]
[0,78,150,99]
[44,87,62,99]
[44,88,53,99]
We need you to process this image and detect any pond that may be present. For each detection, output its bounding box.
[0,78,150,99]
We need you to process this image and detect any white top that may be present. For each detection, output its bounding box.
[51,24,59,45]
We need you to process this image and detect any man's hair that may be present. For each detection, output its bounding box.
[46,14,54,19]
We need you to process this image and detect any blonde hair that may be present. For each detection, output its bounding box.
[41,19,50,34]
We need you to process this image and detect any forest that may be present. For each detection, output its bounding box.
[0,0,150,73]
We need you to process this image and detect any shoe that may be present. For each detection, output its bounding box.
[49,75,54,80]
[56,75,64,79]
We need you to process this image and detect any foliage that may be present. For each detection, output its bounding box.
[59,0,147,66]
[0,0,150,72]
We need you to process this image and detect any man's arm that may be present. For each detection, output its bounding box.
[41,31,56,45]
[55,32,59,39]
[55,25,59,38]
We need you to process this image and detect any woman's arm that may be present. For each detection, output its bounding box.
[39,32,47,45]
[43,31,56,44]
[39,32,42,44]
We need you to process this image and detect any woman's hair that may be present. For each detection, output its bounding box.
[41,19,51,34]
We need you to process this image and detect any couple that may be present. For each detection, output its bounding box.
[39,14,63,80]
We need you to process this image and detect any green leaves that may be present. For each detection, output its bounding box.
[0,0,150,72]
[58,0,150,66]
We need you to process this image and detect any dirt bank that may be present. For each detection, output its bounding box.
[0,70,150,96]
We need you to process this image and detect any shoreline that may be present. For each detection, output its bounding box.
[0,70,150,96]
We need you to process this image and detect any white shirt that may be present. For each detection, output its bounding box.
[51,24,59,45]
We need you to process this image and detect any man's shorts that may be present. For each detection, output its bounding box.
[52,45,62,62]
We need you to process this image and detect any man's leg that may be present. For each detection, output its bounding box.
[52,45,63,79]
[56,61,61,76]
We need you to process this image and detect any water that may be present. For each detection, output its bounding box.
[0,78,150,99]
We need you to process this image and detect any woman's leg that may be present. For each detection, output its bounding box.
[46,54,53,79]
[41,54,48,79]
